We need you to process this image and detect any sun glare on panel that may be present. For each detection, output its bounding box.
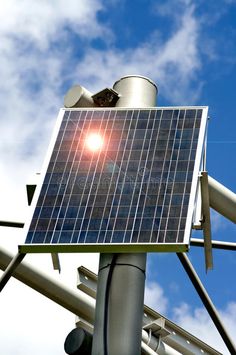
[85,133,104,152]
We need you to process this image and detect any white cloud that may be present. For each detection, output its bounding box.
[144,281,168,314]
[0,0,109,222]
[75,1,202,104]
[173,302,236,354]
[0,0,107,48]
[0,278,74,355]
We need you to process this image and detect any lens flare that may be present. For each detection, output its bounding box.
[85,133,104,152]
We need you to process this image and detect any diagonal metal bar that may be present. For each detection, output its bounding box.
[0,252,26,291]
[177,252,236,354]
[0,220,24,228]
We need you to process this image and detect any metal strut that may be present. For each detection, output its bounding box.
[0,252,26,292]
[177,252,236,354]
[191,238,236,251]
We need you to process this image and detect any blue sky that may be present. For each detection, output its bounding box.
[0,0,236,354]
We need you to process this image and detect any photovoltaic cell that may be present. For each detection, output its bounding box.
[22,107,208,253]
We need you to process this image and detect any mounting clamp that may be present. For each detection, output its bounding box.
[92,88,119,107]
[143,318,170,339]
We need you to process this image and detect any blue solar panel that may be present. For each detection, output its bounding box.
[21,107,208,253]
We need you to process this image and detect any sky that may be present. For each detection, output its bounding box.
[0,0,236,353]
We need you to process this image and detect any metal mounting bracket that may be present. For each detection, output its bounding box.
[200,171,213,271]
[143,318,170,339]
[92,88,119,107]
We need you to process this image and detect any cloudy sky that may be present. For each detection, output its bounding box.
[0,0,236,353]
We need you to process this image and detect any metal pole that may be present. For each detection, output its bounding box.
[177,252,236,354]
[92,75,158,355]
[0,220,24,228]
[191,238,236,251]
[208,175,236,223]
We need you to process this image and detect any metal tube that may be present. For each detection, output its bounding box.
[64,85,97,108]
[191,238,236,251]
[0,220,24,228]
[177,252,236,354]
[208,175,236,223]
[113,75,158,108]
[92,75,157,355]
[142,331,182,355]
[141,341,158,355]
[92,254,147,355]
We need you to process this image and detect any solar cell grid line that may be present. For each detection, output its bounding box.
[44,111,87,243]
[118,109,154,244]
[92,110,131,244]
[28,110,74,244]
[163,109,195,244]
[59,110,106,244]
[74,109,128,244]
[160,109,188,244]
[182,109,206,244]
[52,109,95,244]
[135,109,173,244]
[46,110,88,245]
[123,110,154,243]
[147,109,179,244]
[181,109,202,243]
[71,109,111,244]
[163,109,201,244]
[77,110,116,244]
[50,110,93,245]
[55,113,85,244]
[102,109,137,244]
[130,109,162,244]
[112,109,149,244]
[175,110,198,243]
[165,109,192,243]
[158,109,186,244]
[64,111,102,242]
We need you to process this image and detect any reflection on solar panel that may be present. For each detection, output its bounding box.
[21,107,208,253]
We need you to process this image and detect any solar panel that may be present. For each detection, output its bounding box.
[21,107,208,253]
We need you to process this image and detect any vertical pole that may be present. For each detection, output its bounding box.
[92,76,157,355]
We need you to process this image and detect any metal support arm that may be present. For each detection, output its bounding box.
[191,238,236,251]
[208,175,236,224]
[177,252,236,354]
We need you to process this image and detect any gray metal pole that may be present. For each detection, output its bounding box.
[191,238,236,251]
[208,175,236,224]
[92,75,157,355]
